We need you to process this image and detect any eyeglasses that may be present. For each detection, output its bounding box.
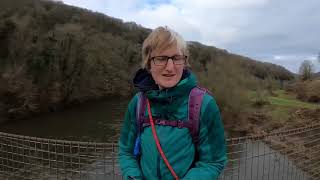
[149,55,187,66]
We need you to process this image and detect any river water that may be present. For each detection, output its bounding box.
[0,97,129,142]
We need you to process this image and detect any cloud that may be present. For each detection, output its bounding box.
[254,54,320,73]
[62,0,320,73]
[172,0,268,9]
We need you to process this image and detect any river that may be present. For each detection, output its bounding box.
[0,97,245,142]
[0,97,129,143]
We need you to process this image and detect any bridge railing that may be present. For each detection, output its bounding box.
[0,132,121,179]
[0,123,319,180]
[220,123,320,180]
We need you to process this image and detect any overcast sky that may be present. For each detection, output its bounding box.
[61,0,320,73]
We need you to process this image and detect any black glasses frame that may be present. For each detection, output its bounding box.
[149,55,187,66]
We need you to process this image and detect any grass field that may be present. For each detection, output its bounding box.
[251,89,320,125]
[269,90,320,109]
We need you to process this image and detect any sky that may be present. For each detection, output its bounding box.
[61,0,320,73]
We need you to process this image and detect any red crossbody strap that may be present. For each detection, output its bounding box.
[146,99,179,180]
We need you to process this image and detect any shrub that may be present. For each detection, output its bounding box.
[197,57,253,117]
[294,80,320,103]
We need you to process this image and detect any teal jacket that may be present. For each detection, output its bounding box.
[119,69,227,180]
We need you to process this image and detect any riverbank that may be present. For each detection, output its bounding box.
[226,89,320,137]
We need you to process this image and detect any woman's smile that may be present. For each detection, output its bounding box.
[162,74,175,77]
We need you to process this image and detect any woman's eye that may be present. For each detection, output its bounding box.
[173,55,184,60]
[156,56,167,61]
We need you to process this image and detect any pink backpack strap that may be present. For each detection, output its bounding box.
[133,92,146,157]
[142,119,192,129]
[188,86,207,147]
[136,92,147,135]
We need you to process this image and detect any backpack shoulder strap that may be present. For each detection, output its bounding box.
[133,92,147,157]
[136,92,147,136]
[188,86,207,147]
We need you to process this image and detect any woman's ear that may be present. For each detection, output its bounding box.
[145,64,150,73]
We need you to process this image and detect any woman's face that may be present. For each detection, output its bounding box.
[149,45,185,89]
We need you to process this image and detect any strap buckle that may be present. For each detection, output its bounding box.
[158,120,167,126]
[177,120,184,128]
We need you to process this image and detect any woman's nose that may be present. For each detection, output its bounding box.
[165,58,175,69]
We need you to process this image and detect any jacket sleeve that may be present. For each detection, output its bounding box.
[118,95,143,180]
[182,97,228,180]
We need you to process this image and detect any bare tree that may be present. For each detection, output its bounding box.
[299,60,314,81]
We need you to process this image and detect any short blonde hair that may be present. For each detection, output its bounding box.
[141,26,189,69]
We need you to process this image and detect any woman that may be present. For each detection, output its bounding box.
[119,26,227,180]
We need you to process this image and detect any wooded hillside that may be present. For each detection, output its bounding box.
[0,0,294,121]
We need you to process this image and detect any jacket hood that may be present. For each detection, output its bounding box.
[133,68,159,92]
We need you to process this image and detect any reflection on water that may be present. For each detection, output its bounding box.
[0,97,130,142]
